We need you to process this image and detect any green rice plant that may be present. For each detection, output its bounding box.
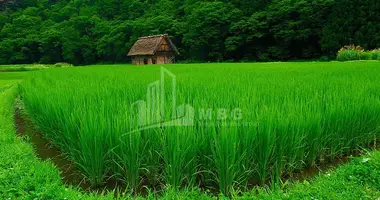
[140,129,163,186]
[210,125,240,195]
[113,119,143,190]
[195,123,215,188]
[20,62,380,195]
[161,126,198,188]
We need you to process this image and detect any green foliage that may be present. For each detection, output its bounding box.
[238,151,380,200]
[321,0,380,53]
[370,49,380,60]
[20,62,380,195]
[183,2,242,61]
[319,56,329,61]
[0,0,379,64]
[337,50,361,61]
[360,52,373,60]
[336,45,380,61]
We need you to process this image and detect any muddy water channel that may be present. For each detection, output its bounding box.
[14,106,92,190]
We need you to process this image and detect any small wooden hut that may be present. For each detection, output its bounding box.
[127,34,179,65]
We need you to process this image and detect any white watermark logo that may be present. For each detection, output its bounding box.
[128,67,243,133]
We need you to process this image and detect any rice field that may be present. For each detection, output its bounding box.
[20,62,380,194]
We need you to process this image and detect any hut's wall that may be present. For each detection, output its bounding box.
[154,52,175,64]
[158,39,170,52]
[156,55,165,64]
[131,57,136,65]
[132,56,175,65]
[132,56,143,65]
[132,56,158,65]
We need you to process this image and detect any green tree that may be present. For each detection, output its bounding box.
[321,0,380,55]
[0,0,378,64]
[183,2,242,61]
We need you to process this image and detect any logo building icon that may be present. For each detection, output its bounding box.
[129,67,194,133]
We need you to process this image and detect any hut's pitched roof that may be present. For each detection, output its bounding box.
[127,34,179,56]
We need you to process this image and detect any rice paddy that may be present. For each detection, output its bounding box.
[20,62,380,195]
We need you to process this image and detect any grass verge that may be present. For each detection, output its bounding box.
[0,63,73,72]
[239,151,380,199]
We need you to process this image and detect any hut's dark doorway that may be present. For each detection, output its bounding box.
[144,58,148,64]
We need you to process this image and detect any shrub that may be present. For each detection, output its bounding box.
[359,52,373,60]
[336,45,380,61]
[319,56,329,61]
[337,50,360,61]
[54,63,73,67]
[370,49,380,60]
[336,45,364,61]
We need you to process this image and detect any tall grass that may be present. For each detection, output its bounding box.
[20,62,380,195]
[337,45,380,61]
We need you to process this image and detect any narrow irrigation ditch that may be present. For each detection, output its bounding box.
[14,106,90,190]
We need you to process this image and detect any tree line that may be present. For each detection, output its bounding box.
[0,0,379,65]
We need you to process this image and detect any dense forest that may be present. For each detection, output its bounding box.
[0,0,379,65]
